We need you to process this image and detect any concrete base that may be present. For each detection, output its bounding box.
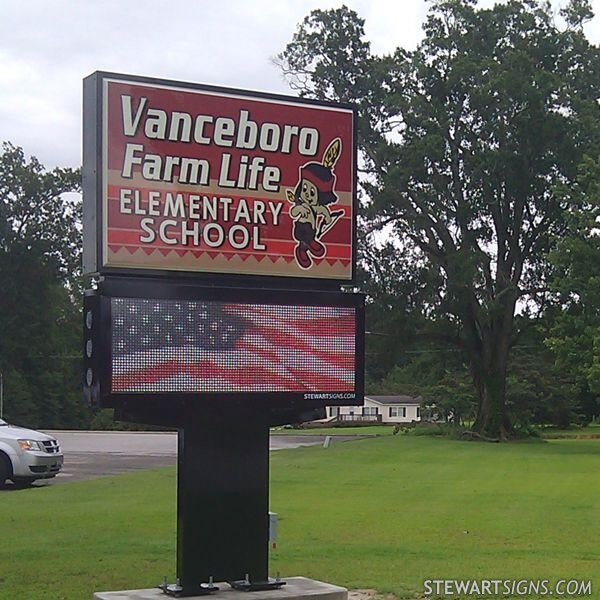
[94,577,348,600]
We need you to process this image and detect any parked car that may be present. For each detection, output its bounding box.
[0,418,63,487]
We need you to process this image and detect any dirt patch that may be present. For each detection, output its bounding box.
[349,589,396,600]
[349,590,378,600]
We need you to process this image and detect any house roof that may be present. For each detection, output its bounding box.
[365,395,421,406]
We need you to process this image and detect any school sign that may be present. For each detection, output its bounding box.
[83,72,364,594]
[83,72,355,282]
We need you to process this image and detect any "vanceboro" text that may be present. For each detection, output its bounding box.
[118,95,321,192]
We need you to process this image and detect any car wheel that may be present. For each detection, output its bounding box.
[13,478,35,489]
[0,453,12,488]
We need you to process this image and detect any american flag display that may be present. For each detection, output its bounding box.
[111,298,356,394]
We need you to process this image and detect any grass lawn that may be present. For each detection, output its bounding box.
[538,423,600,439]
[0,436,598,599]
[0,468,178,599]
[271,425,396,436]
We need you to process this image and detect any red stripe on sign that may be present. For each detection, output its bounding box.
[111,300,356,394]
[113,360,311,392]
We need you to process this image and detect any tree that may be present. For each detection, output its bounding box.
[506,322,581,429]
[545,156,600,420]
[361,239,443,380]
[0,142,87,428]
[374,350,477,426]
[0,143,81,284]
[277,0,600,438]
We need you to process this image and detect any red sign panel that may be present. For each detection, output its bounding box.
[90,74,355,281]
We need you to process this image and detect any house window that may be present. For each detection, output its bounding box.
[363,406,378,416]
[389,406,406,418]
[416,407,421,419]
[330,407,340,418]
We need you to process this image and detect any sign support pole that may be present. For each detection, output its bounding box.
[161,404,283,596]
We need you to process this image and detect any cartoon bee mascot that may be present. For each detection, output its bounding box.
[286,138,344,269]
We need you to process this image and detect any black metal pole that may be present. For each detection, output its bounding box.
[175,405,271,594]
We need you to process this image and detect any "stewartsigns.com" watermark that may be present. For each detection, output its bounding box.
[423,579,593,597]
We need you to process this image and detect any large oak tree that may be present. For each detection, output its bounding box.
[277,0,600,438]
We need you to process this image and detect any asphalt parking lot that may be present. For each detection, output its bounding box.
[9,431,363,486]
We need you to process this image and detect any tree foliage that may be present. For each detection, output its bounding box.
[0,142,87,428]
[545,155,600,419]
[278,0,600,438]
[0,142,81,285]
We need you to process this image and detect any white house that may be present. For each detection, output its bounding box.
[326,395,422,424]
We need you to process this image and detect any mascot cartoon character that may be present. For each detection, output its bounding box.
[286,138,345,269]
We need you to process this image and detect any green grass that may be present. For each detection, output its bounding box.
[1,436,598,599]
[538,423,600,439]
[271,437,600,597]
[272,425,395,436]
[0,469,177,599]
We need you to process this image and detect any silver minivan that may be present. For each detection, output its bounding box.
[0,418,63,486]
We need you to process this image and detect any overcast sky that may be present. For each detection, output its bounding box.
[1,0,598,169]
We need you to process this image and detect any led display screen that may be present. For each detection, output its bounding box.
[110,297,358,399]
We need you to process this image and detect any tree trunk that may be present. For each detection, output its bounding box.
[459,289,516,440]
[447,259,518,440]
[471,357,514,440]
